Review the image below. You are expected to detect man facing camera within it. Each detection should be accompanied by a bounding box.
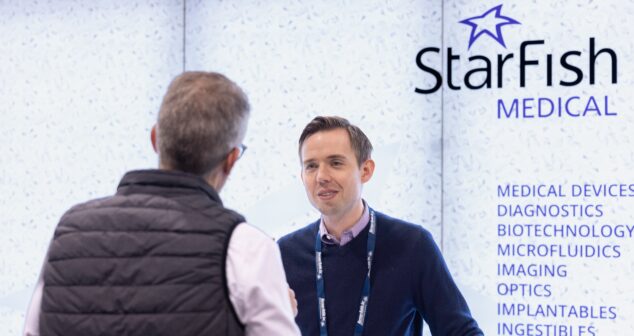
[24,72,300,336]
[278,116,482,336]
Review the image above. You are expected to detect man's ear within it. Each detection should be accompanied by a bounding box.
[360,159,375,183]
[150,125,158,153]
[222,147,240,175]
[299,156,306,184]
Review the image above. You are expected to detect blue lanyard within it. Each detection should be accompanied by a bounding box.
[315,210,376,336]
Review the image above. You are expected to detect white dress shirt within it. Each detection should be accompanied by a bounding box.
[23,223,300,336]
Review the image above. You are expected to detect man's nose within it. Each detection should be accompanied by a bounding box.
[316,165,331,183]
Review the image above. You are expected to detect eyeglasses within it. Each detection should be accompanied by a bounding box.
[236,144,247,159]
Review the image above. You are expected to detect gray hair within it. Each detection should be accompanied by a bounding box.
[157,71,250,176]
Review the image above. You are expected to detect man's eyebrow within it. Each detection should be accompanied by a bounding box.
[302,155,346,165]
[302,158,316,165]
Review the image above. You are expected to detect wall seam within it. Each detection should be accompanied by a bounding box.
[182,0,187,72]
[440,0,445,252]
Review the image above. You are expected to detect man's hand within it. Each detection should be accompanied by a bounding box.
[288,287,298,317]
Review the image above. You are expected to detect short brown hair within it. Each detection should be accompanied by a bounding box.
[298,116,373,166]
[157,71,250,176]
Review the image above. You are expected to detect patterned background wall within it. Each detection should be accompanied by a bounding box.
[1,0,632,335]
[0,1,183,334]
[185,0,443,246]
[1,1,442,334]
[442,1,634,334]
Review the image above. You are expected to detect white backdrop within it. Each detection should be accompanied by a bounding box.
[442,1,634,335]
[0,1,183,334]
[185,0,443,247]
[1,0,632,335]
[1,0,442,334]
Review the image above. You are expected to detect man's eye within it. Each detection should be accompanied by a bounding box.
[332,161,343,166]
[305,164,317,170]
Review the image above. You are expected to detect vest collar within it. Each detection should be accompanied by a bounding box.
[117,169,223,204]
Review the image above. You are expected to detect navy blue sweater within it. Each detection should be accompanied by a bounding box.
[278,211,483,336]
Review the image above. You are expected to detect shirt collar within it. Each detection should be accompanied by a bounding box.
[320,200,370,246]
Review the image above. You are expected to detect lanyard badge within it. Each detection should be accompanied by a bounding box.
[315,210,376,336]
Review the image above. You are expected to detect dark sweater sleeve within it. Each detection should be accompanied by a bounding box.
[414,229,484,336]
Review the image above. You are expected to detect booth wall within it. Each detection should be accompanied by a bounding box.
[0,1,183,334]
[2,1,633,335]
[442,1,634,334]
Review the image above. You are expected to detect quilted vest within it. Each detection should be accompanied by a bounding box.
[40,170,245,336]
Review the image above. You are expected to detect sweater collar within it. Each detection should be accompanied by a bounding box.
[319,200,370,246]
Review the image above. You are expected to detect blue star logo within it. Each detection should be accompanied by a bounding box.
[459,4,520,49]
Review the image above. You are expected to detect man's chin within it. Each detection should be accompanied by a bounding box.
[312,202,337,216]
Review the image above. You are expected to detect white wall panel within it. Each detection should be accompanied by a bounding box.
[186,0,443,245]
[442,1,634,334]
[0,1,183,334]
[6,1,632,335]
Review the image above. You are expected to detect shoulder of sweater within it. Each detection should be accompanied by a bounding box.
[374,210,436,243]
[277,220,318,249]
[374,211,429,233]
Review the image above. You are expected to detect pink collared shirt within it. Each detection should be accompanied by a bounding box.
[320,202,370,246]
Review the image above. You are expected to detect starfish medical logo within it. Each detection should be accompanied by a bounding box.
[414,3,619,119]
[459,4,520,49]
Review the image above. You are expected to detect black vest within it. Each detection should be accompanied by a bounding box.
[40,170,245,336]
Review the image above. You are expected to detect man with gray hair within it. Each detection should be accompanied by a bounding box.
[24,71,300,336]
